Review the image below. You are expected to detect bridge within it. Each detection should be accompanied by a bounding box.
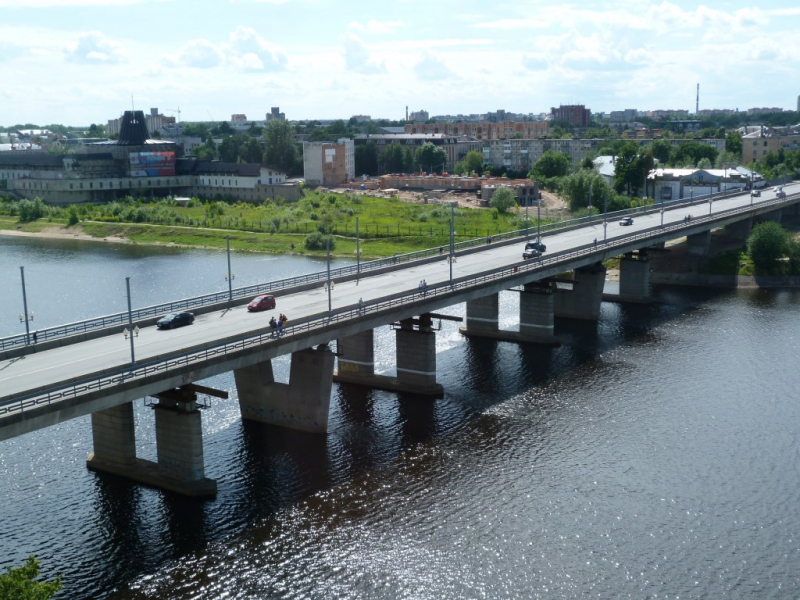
[2,184,798,496]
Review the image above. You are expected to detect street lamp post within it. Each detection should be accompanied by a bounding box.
[525,198,529,239]
[356,217,361,275]
[125,276,135,366]
[661,207,664,227]
[449,202,455,284]
[225,236,234,302]
[537,194,541,247]
[19,266,32,345]
[326,236,332,314]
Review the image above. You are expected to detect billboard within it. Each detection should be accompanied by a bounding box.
[129,151,175,177]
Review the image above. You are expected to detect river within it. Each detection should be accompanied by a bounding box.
[1,235,799,599]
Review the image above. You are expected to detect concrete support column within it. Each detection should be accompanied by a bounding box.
[519,282,556,343]
[334,329,375,384]
[554,263,607,321]
[87,392,217,497]
[154,398,207,485]
[725,219,752,243]
[88,402,137,470]
[395,316,443,396]
[687,231,711,257]
[619,254,651,301]
[235,345,335,433]
[464,293,499,334]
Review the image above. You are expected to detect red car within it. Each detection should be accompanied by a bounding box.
[247,295,276,312]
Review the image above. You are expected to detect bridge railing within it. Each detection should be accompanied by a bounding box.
[1,186,795,354]
[6,189,799,416]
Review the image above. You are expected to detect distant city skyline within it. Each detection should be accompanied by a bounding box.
[1,0,799,126]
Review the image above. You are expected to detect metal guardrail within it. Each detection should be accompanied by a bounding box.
[0,187,795,354]
[3,189,798,416]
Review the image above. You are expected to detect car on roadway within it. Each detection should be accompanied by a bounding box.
[751,190,761,197]
[156,312,195,329]
[524,240,547,253]
[619,216,634,226]
[247,294,277,312]
[523,246,542,260]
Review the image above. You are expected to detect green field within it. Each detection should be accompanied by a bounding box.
[0,191,544,258]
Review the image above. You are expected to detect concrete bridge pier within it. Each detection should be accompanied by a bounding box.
[395,315,444,397]
[618,252,652,302]
[518,281,557,343]
[554,263,606,320]
[334,329,376,385]
[463,293,499,335]
[235,344,335,433]
[687,231,711,257]
[725,219,752,243]
[87,390,217,498]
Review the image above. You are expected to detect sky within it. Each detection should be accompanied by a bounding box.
[1,0,799,127]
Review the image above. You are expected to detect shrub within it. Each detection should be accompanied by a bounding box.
[747,221,789,273]
[18,198,46,222]
[304,231,335,250]
[489,187,517,214]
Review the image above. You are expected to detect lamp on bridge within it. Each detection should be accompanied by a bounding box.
[18,266,34,346]
[225,236,235,303]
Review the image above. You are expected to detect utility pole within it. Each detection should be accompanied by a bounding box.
[356,217,360,275]
[449,202,455,284]
[226,236,233,302]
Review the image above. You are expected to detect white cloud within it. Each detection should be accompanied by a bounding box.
[342,34,384,74]
[0,0,141,5]
[166,39,226,69]
[228,26,287,71]
[348,19,405,34]
[65,31,127,64]
[414,52,452,81]
[473,18,550,30]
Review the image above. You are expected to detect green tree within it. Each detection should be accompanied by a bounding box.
[218,135,241,163]
[650,139,672,165]
[530,150,570,181]
[614,143,653,197]
[402,147,415,173]
[191,138,217,161]
[355,142,379,176]
[672,141,718,167]
[379,143,405,174]
[0,556,62,600]
[263,119,298,175]
[242,137,264,164]
[560,169,611,212]
[415,142,447,174]
[489,187,517,214]
[461,150,484,175]
[18,198,46,222]
[747,221,789,273]
[725,131,743,156]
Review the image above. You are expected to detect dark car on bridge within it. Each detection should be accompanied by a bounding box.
[619,217,634,226]
[523,246,542,260]
[751,190,761,197]
[156,312,195,329]
[247,295,277,312]
[524,240,547,253]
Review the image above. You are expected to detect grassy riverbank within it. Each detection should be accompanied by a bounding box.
[0,191,549,258]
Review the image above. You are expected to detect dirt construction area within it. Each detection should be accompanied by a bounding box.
[329,186,570,220]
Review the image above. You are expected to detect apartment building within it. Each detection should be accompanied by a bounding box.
[481,138,726,173]
[404,120,550,141]
[741,126,800,162]
[551,105,592,127]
